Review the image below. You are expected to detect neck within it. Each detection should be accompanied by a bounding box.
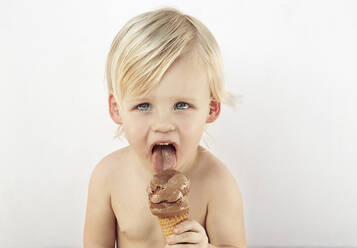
[179,145,202,175]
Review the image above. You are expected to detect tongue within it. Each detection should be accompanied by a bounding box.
[151,145,177,174]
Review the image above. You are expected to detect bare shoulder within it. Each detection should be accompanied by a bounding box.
[92,146,130,179]
[197,147,246,247]
[97,146,130,169]
[199,147,243,205]
[87,146,131,203]
[86,146,131,209]
[84,147,130,247]
[197,147,240,191]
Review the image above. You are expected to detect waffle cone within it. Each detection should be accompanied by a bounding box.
[157,212,190,238]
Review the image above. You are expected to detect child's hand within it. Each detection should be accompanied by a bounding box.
[165,219,208,247]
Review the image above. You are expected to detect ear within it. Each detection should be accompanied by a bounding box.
[108,93,123,125]
[206,98,221,123]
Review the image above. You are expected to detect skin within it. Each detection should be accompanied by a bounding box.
[83,55,246,248]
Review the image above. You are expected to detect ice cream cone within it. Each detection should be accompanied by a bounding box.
[147,169,191,240]
[157,212,190,238]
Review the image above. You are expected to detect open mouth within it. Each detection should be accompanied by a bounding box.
[151,143,176,153]
[151,143,177,173]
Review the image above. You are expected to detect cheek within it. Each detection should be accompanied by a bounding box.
[178,111,207,141]
[122,116,148,145]
[180,119,205,134]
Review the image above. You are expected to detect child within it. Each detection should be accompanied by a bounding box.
[84,7,246,248]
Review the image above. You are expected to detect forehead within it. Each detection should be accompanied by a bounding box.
[149,55,210,99]
[123,55,210,103]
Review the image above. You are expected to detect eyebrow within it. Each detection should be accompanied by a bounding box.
[171,96,197,102]
[127,96,198,103]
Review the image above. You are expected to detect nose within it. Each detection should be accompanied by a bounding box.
[151,110,176,133]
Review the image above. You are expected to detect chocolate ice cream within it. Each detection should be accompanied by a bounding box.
[147,169,190,218]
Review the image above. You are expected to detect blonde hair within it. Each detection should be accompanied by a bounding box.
[105,7,235,139]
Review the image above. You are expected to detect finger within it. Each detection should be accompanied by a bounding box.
[173,220,204,234]
[166,231,201,245]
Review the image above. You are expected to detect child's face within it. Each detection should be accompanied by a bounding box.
[110,55,220,173]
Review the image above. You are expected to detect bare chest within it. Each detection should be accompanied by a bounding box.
[111,176,208,247]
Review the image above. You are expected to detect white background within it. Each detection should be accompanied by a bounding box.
[1,0,356,247]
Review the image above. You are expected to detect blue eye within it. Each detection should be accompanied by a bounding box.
[136,103,151,111]
[175,102,190,110]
